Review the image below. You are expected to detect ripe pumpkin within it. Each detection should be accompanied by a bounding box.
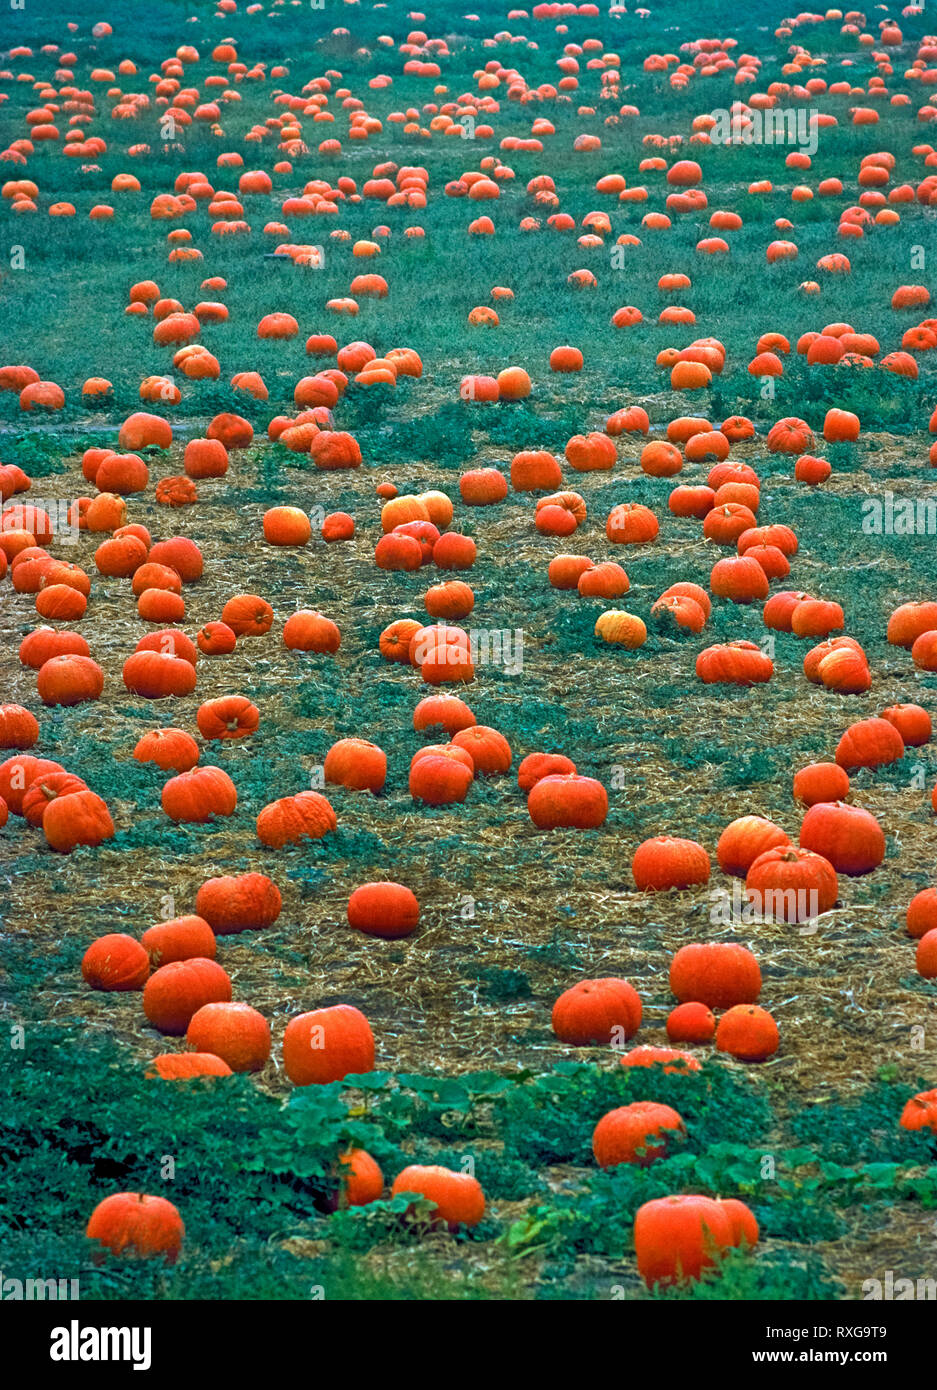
[634,1194,733,1287]
[907,889,937,940]
[900,1089,937,1133]
[592,1102,685,1168]
[633,836,710,891]
[15,633,88,683]
[186,1002,271,1072]
[82,933,150,991]
[696,641,773,685]
[666,1002,715,1044]
[195,873,282,934]
[256,790,337,847]
[594,610,647,648]
[746,846,838,922]
[799,801,885,875]
[221,594,273,636]
[86,1193,184,1264]
[324,738,386,793]
[835,717,904,770]
[517,752,577,792]
[123,651,197,700]
[390,1165,485,1229]
[282,1003,374,1086]
[915,930,937,979]
[528,773,608,829]
[620,1046,701,1074]
[669,942,761,1008]
[134,728,200,773]
[716,1005,779,1062]
[146,1053,232,1080]
[331,1149,384,1210]
[22,771,88,827]
[347,882,420,939]
[37,654,105,706]
[283,610,341,653]
[196,695,260,741]
[44,789,114,853]
[451,725,511,776]
[409,747,474,804]
[162,766,237,823]
[0,706,37,750]
[551,977,642,1045]
[880,704,931,747]
[142,957,233,1035]
[142,915,217,965]
[0,755,65,814]
[716,815,790,877]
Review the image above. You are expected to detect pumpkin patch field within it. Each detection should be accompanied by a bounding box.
[5,0,937,1313]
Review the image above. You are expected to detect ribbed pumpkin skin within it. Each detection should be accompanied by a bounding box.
[716,815,790,877]
[256,791,337,847]
[347,882,420,939]
[517,752,577,792]
[745,846,838,922]
[122,650,197,699]
[86,1193,185,1263]
[799,801,885,875]
[331,1149,384,1210]
[527,773,608,829]
[390,1165,486,1228]
[142,916,217,965]
[133,728,200,772]
[632,836,711,891]
[36,654,105,706]
[592,1102,685,1168]
[634,1194,734,1287]
[142,958,233,1035]
[186,1002,271,1072]
[834,717,904,771]
[195,873,282,934]
[324,738,387,793]
[82,934,150,991]
[552,978,642,1045]
[669,942,762,1009]
[44,789,115,853]
[22,771,88,827]
[161,766,237,823]
[196,696,259,741]
[282,1004,374,1085]
[146,1053,233,1080]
